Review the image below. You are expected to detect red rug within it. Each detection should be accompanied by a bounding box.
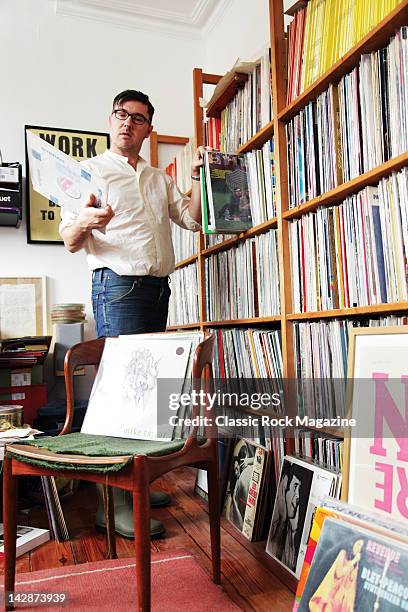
[3,551,241,610]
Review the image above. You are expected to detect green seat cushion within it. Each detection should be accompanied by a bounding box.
[6,432,192,473]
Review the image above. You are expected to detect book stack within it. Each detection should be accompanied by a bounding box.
[51,304,85,325]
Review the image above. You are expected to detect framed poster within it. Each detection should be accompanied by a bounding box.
[0,276,47,338]
[343,326,408,524]
[24,125,109,244]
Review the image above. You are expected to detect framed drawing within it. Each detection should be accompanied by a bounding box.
[24,125,109,244]
[343,326,408,524]
[0,276,47,339]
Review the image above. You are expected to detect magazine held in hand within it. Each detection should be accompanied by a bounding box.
[81,332,203,441]
[201,150,253,234]
[26,130,108,214]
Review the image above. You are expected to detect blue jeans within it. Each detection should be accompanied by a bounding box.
[91,268,171,338]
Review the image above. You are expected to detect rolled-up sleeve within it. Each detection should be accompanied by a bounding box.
[166,175,201,231]
[59,207,78,235]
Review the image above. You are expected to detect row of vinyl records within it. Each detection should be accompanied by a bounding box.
[203,321,407,423]
[287,25,408,207]
[290,168,408,312]
[171,221,197,263]
[205,229,280,321]
[201,146,276,235]
[295,315,408,419]
[168,262,199,326]
[205,49,272,152]
[198,438,343,578]
[164,138,194,195]
[172,168,408,323]
[286,0,402,102]
[294,497,408,610]
[198,439,408,600]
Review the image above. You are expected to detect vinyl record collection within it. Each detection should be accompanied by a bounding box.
[205,229,280,322]
[289,170,408,313]
[287,26,408,207]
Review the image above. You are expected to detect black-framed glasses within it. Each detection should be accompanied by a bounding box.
[112,109,150,126]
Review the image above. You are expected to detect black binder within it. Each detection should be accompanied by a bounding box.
[0,162,22,227]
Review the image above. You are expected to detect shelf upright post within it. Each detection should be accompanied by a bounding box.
[269,0,298,451]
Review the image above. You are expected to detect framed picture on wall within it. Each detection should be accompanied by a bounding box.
[24,125,109,244]
[0,276,47,338]
[343,326,408,525]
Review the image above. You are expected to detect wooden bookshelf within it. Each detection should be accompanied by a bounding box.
[206,73,248,118]
[286,302,408,321]
[202,218,278,257]
[237,121,274,154]
[174,254,198,270]
[203,316,281,328]
[285,0,308,16]
[166,323,201,331]
[296,425,345,438]
[221,519,298,592]
[185,2,408,593]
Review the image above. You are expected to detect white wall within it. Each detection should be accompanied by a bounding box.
[0,0,271,399]
[204,0,270,76]
[0,0,204,343]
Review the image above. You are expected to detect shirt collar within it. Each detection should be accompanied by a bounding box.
[104,149,148,175]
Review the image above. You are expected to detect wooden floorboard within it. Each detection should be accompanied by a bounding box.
[0,468,294,611]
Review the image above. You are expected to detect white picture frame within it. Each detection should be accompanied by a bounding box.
[343,326,408,525]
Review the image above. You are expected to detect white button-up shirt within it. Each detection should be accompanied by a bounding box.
[59,150,200,276]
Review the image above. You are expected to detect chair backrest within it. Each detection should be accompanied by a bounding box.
[61,332,215,437]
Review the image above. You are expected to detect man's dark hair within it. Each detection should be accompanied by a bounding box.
[112,89,155,122]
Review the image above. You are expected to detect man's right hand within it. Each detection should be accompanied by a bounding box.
[77,193,115,231]
[60,193,114,253]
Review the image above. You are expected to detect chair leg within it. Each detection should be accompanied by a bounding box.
[3,457,18,611]
[132,457,151,612]
[103,485,117,559]
[207,461,221,585]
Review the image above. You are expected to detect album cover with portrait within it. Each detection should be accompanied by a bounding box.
[266,456,340,578]
[298,517,408,611]
[223,438,268,541]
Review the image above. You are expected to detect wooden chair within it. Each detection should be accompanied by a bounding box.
[3,332,220,611]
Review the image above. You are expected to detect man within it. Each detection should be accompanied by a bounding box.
[59,89,204,539]
[60,89,203,337]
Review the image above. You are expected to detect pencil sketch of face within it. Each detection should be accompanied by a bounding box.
[122,347,159,409]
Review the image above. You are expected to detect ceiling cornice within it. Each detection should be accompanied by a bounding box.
[201,0,234,37]
[55,0,233,38]
[55,0,205,39]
